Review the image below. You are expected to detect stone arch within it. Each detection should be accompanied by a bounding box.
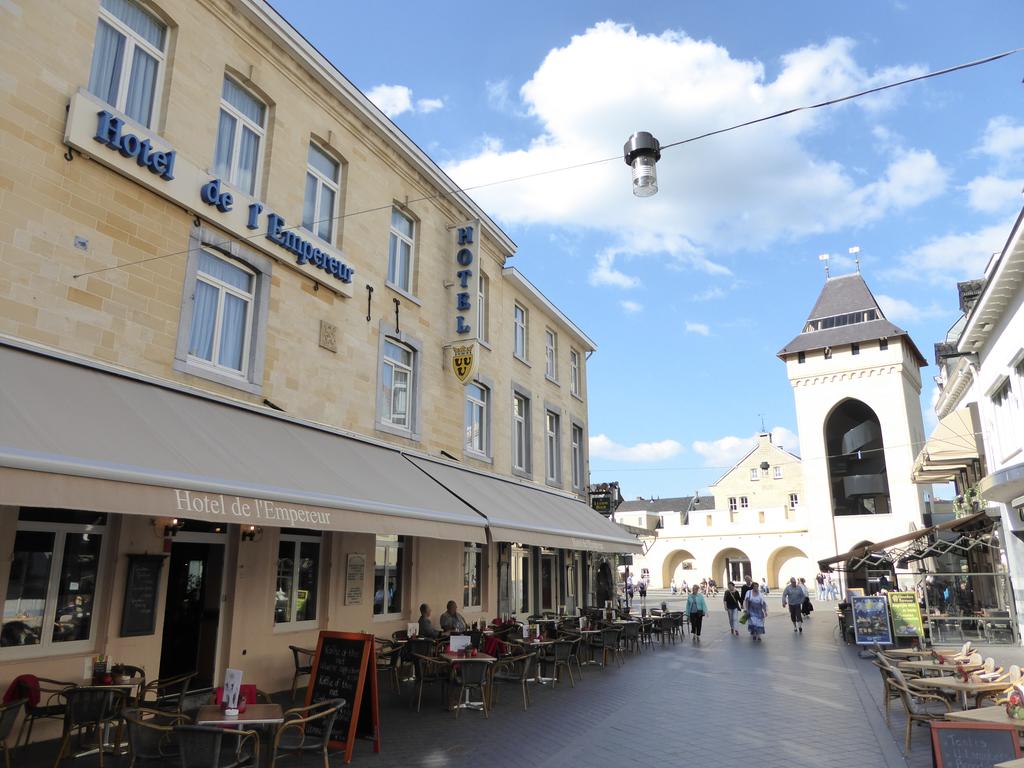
[661,549,697,588]
[711,547,752,587]
[767,545,814,590]
[823,398,891,517]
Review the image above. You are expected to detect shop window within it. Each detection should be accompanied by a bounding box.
[545,410,561,485]
[88,0,166,128]
[463,543,482,610]
[303,143,341,244]
[465,382,490,458]
[512,390,531,476]
[545,329,558,381]
[570,349,581,397]
[2,515,106,654]
[213,77,266,196]
[513,303,528,361]
[387,208,415,294]
[274,532,321,628]
[373,535,404,617]
[571,423,584,491]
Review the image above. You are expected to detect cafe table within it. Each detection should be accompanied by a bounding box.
[577,629,603,666]
[898,659,984,677]
[882,647,959,660]
[913,676,1011,710]
[509,638,559,684]
[946,706,1024,730]
[196,703,285,767]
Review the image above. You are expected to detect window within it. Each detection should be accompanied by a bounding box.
[465,382,489,456]
[381,339,414,430]
[513,393,531,474]
[88,0,166,128]
[386,208,414,293]
[540,552,557,611]
[373,535,404,616]
[213,78,266,196]
[773,466,783,479]
[758,511,766,524]
[851,343,860,356]
[187,250,255,376]
[797,351,806,364]
[824,346,833,360]
[749,468,759,481]
[789,493,799,509]
[463,543,482,609]
[571,423,584,490]
[705,514,713,527]
[303,144,341,243]
[275,533,320,627]
[728,497,737,512]
[992,379,1013,459]
[879,338,889,351]
[545,410,561,484]
[510,546,530,616]
[2,512,106,653]
[740,496,749,509]
[477,273,489,343]
[513,304,527,360]
[570,349,581,397]
[545,329,558,381]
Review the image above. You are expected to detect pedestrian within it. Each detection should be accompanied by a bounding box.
[638,578,648,606]
[761,577,770,596]
[743,582,767,642]
[686,584,708,642]
[670,577,677,595]
[739,574,755,604]
[723,581,742,636]
[826,575,837,601]
[799,577,814,618]
[815,572,825,600]
[782,577,807,633]
[626,573,634,608]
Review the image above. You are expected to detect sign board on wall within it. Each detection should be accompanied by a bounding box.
[889,591,925,638]
[446,220,481,382]
[345,553,366,606]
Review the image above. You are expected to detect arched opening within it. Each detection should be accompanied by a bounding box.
[825,399,891,516]
[661,549,697,589]
[767,546,813,590]
[711,547,752,588]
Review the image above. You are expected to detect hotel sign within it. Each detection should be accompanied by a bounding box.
[174,489,334,529]
[447,220,481,381]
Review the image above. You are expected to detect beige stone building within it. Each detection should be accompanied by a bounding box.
[0,0,636,732]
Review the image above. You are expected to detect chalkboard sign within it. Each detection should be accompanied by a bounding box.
[305,631,380,764]
[931,722,1021,768]
[120,555,165,637]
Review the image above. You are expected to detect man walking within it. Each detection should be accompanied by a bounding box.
[782,577,807,633]
[740,574,755,604]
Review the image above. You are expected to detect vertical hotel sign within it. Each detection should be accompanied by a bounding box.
[450,220,481,383]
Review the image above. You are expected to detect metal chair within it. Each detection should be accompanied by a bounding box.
[450,658,492,718]
[13,675,75,747]
[0,699,24,768]
[287,646,315,702]
[174,724,258,768]
[52,686,128,768]
[376,642,404,694]
[270,698,344,768]
[122,706,188,768]
[489,652,536,711]
[598,627,623,667]
[410,654,450,712]
[619,622,641,654]
[540,640,576,688]
[141,672,196,713]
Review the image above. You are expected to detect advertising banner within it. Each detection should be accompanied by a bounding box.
[888,591,925,638]
[851,595,893,646]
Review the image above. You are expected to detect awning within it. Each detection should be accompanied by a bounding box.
[0,341,486,542]
[911,407,980,484]
[406,456,642,553]
[818,511,990,570]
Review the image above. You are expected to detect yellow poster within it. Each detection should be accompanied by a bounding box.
[888,591,925,637]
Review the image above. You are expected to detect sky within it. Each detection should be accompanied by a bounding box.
[274,1,1024,500]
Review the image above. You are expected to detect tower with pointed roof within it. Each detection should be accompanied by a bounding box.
[779,272,928,588]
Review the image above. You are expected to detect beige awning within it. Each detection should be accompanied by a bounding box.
[406,456,642,553]
[0,341,486,542]
[911,407,980,484]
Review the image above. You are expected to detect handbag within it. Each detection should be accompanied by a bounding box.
[739,610,749,625]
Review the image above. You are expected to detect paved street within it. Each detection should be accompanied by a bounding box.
[23,590,1001,768]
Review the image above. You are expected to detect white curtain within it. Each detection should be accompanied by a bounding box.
[237,127,259,194]
[87,20,124,105]
[124,46,158,126]
[217,293,247,371]
[302,173,317,231]
[101,0,164,48]
[188,280,218,362]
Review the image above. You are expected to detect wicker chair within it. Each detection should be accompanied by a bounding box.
[12,675,75,748]
[410,653,450,712]
[489,652,536,711]
[287,646,315,702]
[122,706,188,768]
[871,658,904,726]
[53,686,128,768]
[0,699,24,768]
[599,627,624,667]
[270,698,344,768]
[889,668,952,753]
[140,671,196,713]
[619,622,641,654]
[174,724,258,768]
[376,643,404,694]
[450,658,492,719]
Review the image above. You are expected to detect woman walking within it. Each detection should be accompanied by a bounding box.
[782,576,807,633]
[723,581,742,636]
[686,584,708,642]
[744,582,768,642]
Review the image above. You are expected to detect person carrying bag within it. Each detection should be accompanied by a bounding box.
[686,584,708,642]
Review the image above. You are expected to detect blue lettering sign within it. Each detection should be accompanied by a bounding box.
[246,203,264,230]
[266,213,353,284]
[458,226,474,245]
[94,111,176,181]
[200,179,233,213]
[456,316,472,334]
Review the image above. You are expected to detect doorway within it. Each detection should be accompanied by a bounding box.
[727,558,751,584]
[159,540,225,687]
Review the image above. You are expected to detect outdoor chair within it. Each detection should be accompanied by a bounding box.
[977,664,1021,707]
[288,646,315,702]
[122,706,188,768]
[871,658,904,726]
[565,635,585,679]
[450,658,492,718]
[889,668,951,753]
[619,622,641,654]
[658,616,676,645]
[598,627,624,667]
[270,698,344,768]
[53,686,128,768]
[538,640,575,688]
[0,699,24,768]
[669,612,686,641]
[489,652,536,712]
[179,688,216,723]
[391,630,409,643]
[141,671,196,714]
[174,724,258,768]
[376,643,404,693]
[12,675,75,747]
[411,653,450,712]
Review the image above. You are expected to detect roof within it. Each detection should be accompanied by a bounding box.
[616,495,715,514]
[777,272,926,364]
[708,435,801,488]
[502,267,597,351]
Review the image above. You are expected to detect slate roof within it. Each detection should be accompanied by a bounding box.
[616,495,716,513]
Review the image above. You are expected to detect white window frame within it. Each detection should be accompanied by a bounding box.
[373,535,405,619]
[728,497,736,512]
[273,532,322,632]
[773,465,783,479]
[789,493,799,509]
[303,143,341,244]
[545,410,561,485]
[513,303,528,361]
[380,339,415,432]
[545,329,558,381]
[571,423,584,490]
[91,0,166,128]
[463,542,483,610]
[740,496,749,509]
[187,250,256,379]
[749,468,759,481]
[2,518,108,660]
[512,391,531,476]
[477,272,489,343]
[386,207,415,292]
[569,349,581,397]
[465,381,490,458]
[215,77,266,195]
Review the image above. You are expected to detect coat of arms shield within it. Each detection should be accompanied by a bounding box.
[451,343,477,383]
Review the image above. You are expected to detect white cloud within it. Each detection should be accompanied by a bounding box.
[692,286,726,301]
[620,300,643,313]
[875,293,946,324]
[684,321,710,336]
[978,116,1024,161]
[886,222,1010,285]
[590,433,683,463]
[588,249,640,288]
[445,25,941,281]
[485,79,512,112]
[692,427,800,468]
[366,84,444,118]
[966,175,1023,213]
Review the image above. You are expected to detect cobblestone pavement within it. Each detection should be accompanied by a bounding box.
[19,592,1024,767]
